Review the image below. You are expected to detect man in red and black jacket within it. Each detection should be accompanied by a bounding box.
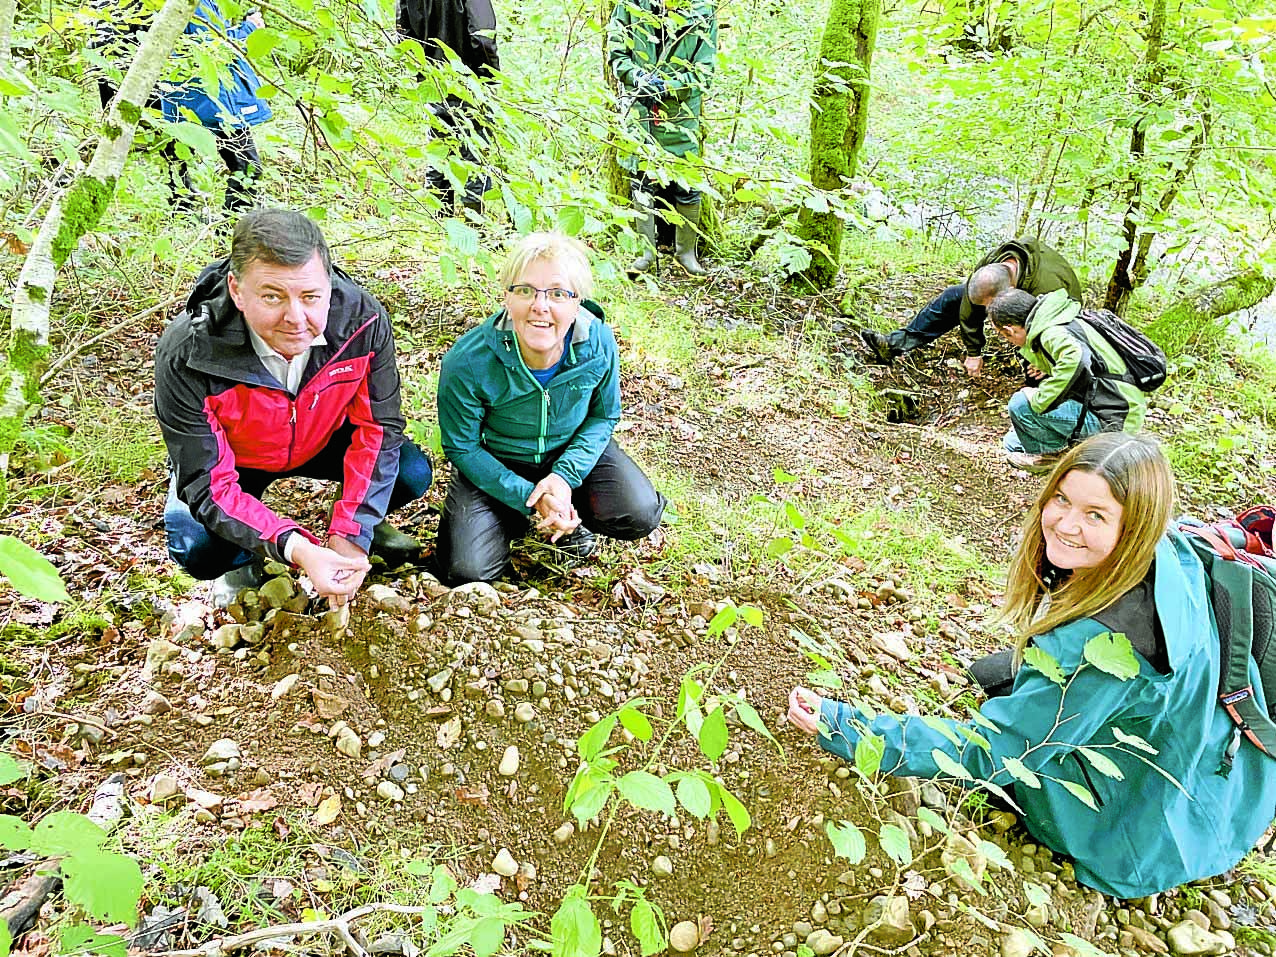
[155,208,431,607]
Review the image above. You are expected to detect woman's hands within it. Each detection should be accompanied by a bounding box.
[292,536,371,609]
[787,686,824,736]
[527,473,581,543]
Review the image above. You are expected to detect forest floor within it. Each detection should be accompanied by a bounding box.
[4,251,1276,957]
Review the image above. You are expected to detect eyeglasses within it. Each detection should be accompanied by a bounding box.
[507,284,578,304]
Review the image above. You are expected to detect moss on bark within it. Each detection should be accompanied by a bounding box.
[1145,269,1275,361]
[797,0,879,288]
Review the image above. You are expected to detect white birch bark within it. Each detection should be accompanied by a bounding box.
[1,0,198,468]
[0,0,16,64]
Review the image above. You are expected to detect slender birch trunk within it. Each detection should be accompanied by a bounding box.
[0,0,16,64]
[0,0,198,489]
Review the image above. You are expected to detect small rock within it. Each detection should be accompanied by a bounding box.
[335,727,362,759]
[1126,926,1168,954]
[150,774,181,804]
[449,581,502,612]
[552,821,575,844]
[427,669,454,694]
[668,921,699,953]
[144,639,182,675]
[806,928,844,956]
[365,584,411,614]
[1000,928,1037,957]
[514,703,536,723]
[862,896,915,947]
[941,832,987,888]
[498,746,521,777]
[324,603,351,636]
[142,691,173,715]
[870,632,912,662]
[271,674,300,700]
[210,624,242,651]
[257,577,296,609]
[201,739,241,766]
[376,781,405,802]
[492,848,518,877]
[485,700,506,719]
[1167,921,1228,956]
[652,855,674,878]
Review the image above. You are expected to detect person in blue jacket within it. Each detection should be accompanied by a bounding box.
[435,232,666,585]
[92,0,271,214]
[789,432,1276,899]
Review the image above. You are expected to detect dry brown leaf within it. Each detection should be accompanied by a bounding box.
[236,788,279,813]
[314,794,342,825]
[455,783,490,806]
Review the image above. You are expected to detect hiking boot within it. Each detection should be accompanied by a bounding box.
[370,521,422,562]
[1005,450,1061,474]
[556,526,599,562]
[211,559,267,609]
[860,328,897,365]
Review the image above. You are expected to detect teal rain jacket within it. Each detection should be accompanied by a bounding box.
[817,531,1276,899]
[436,302,620,515]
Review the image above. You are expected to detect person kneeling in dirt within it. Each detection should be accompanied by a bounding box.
[988,287,1147,472]
[860,237,1081,377]
[435,231,667,585]
[789,433,1276,900]
[155,208,432,608]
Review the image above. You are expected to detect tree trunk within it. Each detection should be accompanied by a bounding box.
[797,0,880,288]
[1145,269,1275,360]
[0,0,16,63]
[0,0,197,492]
[1103,0,1166,315]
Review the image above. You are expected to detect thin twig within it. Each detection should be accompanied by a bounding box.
[40,294,184,386]
[154,903,435,957]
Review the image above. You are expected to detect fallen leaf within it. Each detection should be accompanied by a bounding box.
[361,748,406,781]
[297,782,324,806]
[1,232,30,255]
[437,716,462,749]
[455,784,490,806]
[468,873,501,895]
[314,794,341,825]
[311,689,349,720]
[236,788,279,813]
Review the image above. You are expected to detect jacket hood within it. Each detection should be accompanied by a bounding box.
[1024,288,1081,346]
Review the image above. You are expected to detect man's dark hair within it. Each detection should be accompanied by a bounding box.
[229,208,332,278]
[988,288,1037,328]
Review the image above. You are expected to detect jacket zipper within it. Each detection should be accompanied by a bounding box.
[287,400,297,469]
[505,336,553,465]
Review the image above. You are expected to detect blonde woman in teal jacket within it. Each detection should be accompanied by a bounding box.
[789,433,1276,899]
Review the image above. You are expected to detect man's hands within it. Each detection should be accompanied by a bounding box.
[526,473,580,543]
[963,355,984,377]
[1025,364,1046,381]
[292,536,371,608]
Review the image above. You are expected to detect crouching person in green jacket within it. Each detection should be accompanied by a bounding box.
[435,232,667,585]
[789,433,1276,900]
[989,288,1147,473]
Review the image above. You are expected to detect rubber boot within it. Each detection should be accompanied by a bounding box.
[672,199,707,277]
[627,192,658,277]
[370,521,423,563]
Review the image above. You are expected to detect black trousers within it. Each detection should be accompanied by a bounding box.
[435,440,666,585]
[968,649,1017,699]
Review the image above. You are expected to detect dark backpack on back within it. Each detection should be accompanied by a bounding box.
[1177,505,1276,774]
[1078,308,1168,392]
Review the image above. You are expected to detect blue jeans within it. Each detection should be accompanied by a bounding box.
[1004,390,1100,455]
[165,430,433,580]
[886,283,966,354]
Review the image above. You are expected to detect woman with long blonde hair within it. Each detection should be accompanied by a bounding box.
[789,432,1276,898]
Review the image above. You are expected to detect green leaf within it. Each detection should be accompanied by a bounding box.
[977,840,1013,871]
[1083,632,1139,680]
[765,537,794,558]
[556,206,586,235]
[675,775,712,819]
[920,716,963,748]
[404,859,432,876]
[1060,780,1098,810]
[61,849,143,923]
[1078,747,1124,780]
[29,812,106,856]
[570,776,614,823]
[929,749,972,781]
[739,605,764,628]
[854,733,885,777]
[734,701,782,756]
[1022,647,1065,685]
[1001,756,1042,789]
[551,886,601,957]
[617,771,676,816]
[1,916,10,957]
[577,715,618,761]
[916,806,949,834]
[0,537,70,603]
[0,816,31,851]
[698,707,728,762]
[1023,880,1051,909]
[469,917,505,957]
[1110,726,1158,754]
[784,501,807,530]
[618,707,653,742]
[955,726,991,751]
[981,779,1024,814]
[719,787,751,835]
[878,823,913,867]
[825,821,866,863]
[706,605,737,637]
[59,927,126,957]
[948,857,985,893]
[968,708,1002,733]
[443,218,480,258]
[245,27,282,59]
[630,899,664,957]
[428,864,456,903]
[773,468,798,483]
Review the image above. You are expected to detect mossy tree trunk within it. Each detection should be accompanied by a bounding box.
[1144,269,1275,359]
[0,0,197,492]
[797,0,879,288]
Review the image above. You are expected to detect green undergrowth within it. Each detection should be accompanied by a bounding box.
[130,813,460,933]
[59,401,164,485]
